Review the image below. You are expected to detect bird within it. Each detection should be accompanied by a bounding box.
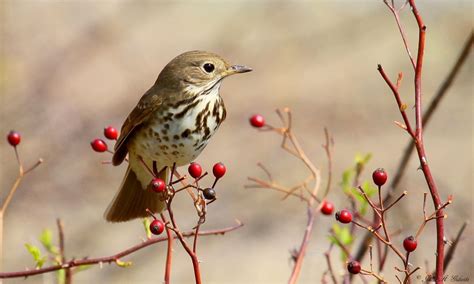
[105,50,252,222]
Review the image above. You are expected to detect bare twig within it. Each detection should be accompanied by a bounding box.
[383,0,416,69]
[247,109,326,284]
[0,146,43,280]
[0,222,243,279]
[324,250,338,284]
[56,219,72,284]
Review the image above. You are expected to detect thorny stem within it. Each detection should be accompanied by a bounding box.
[375,1,449,280]
[354,31,472,264]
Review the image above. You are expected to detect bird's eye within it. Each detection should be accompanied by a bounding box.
[203,63,215,73]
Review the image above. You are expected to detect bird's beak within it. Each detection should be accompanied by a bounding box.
[225,65,253,76]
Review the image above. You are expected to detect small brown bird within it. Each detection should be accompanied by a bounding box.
[105,51,251,222]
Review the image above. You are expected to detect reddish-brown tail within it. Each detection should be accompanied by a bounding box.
[105,166,166,222]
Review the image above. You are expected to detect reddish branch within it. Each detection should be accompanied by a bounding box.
[0,222,243,279]
[404,2,448,278]
[378,1,447,280]
[160,213,173,284]
[165,195,202,284]
[354,183,452,282]
[353,30,473,265]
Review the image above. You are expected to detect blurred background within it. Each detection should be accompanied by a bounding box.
[1,1,472,283]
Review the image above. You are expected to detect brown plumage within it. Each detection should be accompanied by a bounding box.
[105,51,251,222]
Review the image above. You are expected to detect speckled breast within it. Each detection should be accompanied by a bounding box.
[129,89,226,167]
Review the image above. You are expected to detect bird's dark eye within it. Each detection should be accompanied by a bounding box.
[203,63,215,73]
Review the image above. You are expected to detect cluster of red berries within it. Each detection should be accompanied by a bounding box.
[90,126,119,153]
[188,162,227,180]
[7,130,21,147]
[147,161,227,236]
[188,162,226,200]
[345,237,417,275]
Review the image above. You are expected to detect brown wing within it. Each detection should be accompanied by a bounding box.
[112,86,162,166]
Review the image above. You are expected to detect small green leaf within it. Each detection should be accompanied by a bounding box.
[331,224,353,246]
[25,244,46,268]
[39,229,52,248]
[355,153,372,166]
[361,181,377,197]
[39,229,59,254]
[339,228,354,246]
[143,218,151,239]
[330,224,354,262]
[341,168,354,195]
[115,259,133,267]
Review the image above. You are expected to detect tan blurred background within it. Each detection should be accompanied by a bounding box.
[1,1,472,283]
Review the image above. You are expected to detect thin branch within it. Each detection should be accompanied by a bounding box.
[288,207,320,284]
[0,222,243,279]
[377,65,415,139]
[56,219,71,284]
[1,158,44,213]
[161,213,173,284]
[165,196,202,284]
[322,128,334,198]
[383,0,416,69]
[324,251,338,284]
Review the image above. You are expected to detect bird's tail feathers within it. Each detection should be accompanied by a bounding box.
[104,166,166,222]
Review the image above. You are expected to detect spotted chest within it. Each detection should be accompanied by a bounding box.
[129,86,226,167]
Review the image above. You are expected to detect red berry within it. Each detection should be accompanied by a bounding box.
[320,201,335,215]
[150,178,166,193]
[212,162,226,179]
[188,162,202,179]
[372,168,388,186]
[335,209,352,224]
[403,236,417,252]
[347,261,361,274]
[104,126,118,140]
[90,138,108,152]
[249,114,265,128]
[7,131,21,147]
[149,219,165,235]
